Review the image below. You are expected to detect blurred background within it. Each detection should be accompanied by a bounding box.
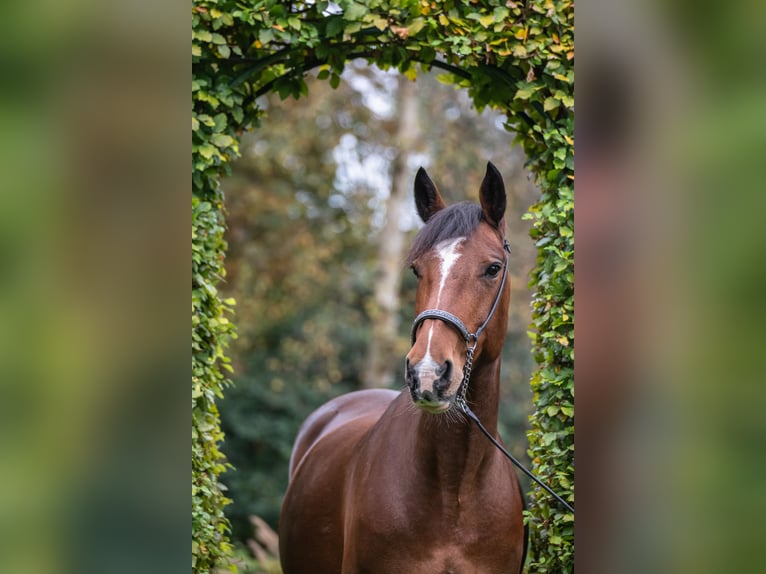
[577,0,766,572]
[217,63,540,557]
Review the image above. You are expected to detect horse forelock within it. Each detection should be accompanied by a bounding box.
[406,202,483,265]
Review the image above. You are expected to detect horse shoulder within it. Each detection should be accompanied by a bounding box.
[288,388,399,477]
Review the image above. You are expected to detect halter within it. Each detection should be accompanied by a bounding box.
[408,236,575,514]
[410,238,511,406]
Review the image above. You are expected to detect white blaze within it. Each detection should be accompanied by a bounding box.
[435,237,465,307]
[419,237,464,379]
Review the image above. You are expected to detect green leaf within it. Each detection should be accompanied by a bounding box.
[419,45,436,63]
[213,113,227,132]
[345,2,367,20]
[326,16,343,37]
[479,14,494,28]
[514,86,536,100]
[407,17,425,36]
[212,134,235,148]
[198,144,217,160]
[494,6,510,22]
[543,97,559,112]
[369,15,388,30]
[259,29,274,44]
[195,29,212,42]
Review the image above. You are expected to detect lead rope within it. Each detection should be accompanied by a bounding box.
[456,395,575,514]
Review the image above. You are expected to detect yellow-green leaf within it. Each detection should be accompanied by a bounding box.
[512,45,527,58]
[479,14,494,27]
[212,134,235,148]
[407,17,425,36]
[514,86,536,100]
[369,15,388,30]
[544,97,559,111]
[195,29,212,42]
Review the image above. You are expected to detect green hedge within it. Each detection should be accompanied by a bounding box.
[192,1,573,572]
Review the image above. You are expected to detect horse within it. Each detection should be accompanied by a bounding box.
[279,162,527,574]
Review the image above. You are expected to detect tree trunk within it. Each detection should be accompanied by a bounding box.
[362,76,420,389]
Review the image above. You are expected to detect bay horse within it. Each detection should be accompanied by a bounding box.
[279,162,527,573]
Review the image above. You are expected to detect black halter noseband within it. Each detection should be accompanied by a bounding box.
[408,236,575,514]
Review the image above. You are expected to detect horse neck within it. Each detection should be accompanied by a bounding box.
[412,356,502,490]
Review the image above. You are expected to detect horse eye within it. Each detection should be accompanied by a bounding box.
[485,263,502,277]
[410,265,420,279]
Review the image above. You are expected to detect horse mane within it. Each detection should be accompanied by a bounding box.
[406,202,483,265]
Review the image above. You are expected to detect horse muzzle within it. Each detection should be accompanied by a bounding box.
[405,357,455,413]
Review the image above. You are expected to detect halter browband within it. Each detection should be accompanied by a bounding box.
[410,238,511,402]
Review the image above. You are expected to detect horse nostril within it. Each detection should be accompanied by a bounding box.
[434,361,452,392]
[405,358,417,388]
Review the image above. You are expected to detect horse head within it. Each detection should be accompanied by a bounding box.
[405,162,511,413]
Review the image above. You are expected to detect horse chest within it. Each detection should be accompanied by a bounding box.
[350,535,515,574]
[349,486,517,573]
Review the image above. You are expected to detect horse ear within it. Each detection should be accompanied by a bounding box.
[414,167,446,223]
[479,162,506,228]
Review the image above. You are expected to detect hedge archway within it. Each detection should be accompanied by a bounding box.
[192,2,573,572]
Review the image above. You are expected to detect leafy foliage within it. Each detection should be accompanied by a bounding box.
[192,1,573,572]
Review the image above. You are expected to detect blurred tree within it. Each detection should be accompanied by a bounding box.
[219,78,379,537]
[219,66,538,542]
[362,74,421,389]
